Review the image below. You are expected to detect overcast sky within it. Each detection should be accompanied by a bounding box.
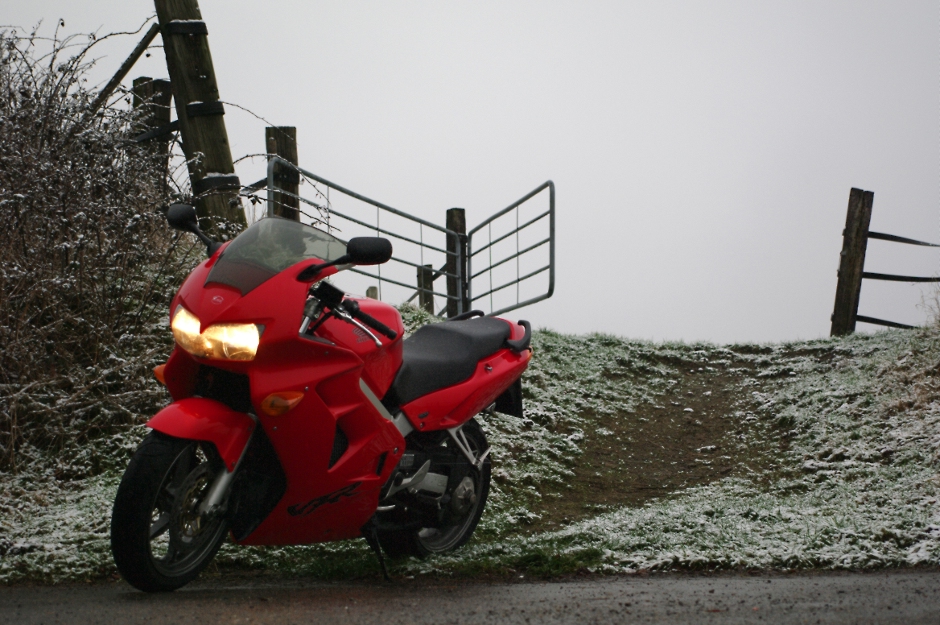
[6,1,939,344]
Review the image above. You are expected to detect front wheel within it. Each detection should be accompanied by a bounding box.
[110,431,230,592]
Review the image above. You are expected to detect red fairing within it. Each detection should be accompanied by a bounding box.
[400,320,532,432]
[146,397,255,471]
[161,258,407,545]
[162,346,199,401]
[238,328,405,545]
[314,296,404,398]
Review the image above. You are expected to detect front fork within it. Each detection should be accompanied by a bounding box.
[198,426,254,517]
[147,397,258,518]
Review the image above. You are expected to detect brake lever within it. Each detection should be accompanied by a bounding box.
[333,306,383,347]
[299,289,385,348]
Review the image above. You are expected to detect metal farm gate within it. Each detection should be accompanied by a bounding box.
[254,157,554,318]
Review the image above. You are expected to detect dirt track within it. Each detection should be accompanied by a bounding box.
[2,569,938,624]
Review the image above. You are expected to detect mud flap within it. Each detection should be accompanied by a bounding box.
[494,377,523,419]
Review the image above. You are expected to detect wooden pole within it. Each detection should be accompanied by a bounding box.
[445,208,469,317]
[132,77,173,204]
[266,126,300,221]
[366,286,379,300]
[830,188,874,336]
[131,77,172,157]
[67,23,160,145]
[154,0,246,234]
[417,264,434,314]
[87,23,161,118]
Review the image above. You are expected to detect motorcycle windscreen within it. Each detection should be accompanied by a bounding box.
[205,217,347,295]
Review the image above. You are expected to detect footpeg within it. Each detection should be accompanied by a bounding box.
[384,459,430,498]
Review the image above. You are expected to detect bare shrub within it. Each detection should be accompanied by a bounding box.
[0,26,198,475]
[918,283,940,329]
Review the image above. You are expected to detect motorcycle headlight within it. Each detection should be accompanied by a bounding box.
[171,305,260,361]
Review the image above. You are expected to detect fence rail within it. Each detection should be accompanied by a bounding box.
[867,231,940,248]
[258,157,555,318]
[855,315,916,330]
[468,181,555,317]
[265,156,463,308]
[831,188,939,335]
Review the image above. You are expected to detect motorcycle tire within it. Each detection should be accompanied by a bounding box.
[378,418,491,559]
[110,431,230,592]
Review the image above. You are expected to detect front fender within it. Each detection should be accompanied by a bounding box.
[146,398,255,471]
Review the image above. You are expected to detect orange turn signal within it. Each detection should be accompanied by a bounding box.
[153,364,167,386]
[260,391,305,417]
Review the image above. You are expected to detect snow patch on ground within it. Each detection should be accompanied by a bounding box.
[2,323,939,581]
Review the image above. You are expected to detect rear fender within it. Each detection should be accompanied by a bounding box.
[494,376,523,419]
[400,348,531,431]
[146,398,256,471]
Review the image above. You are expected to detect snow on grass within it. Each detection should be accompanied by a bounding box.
[0,471,120,582]
[2,322,939,582]
[402,328,940,575]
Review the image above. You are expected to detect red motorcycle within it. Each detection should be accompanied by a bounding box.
[110,204,531,592]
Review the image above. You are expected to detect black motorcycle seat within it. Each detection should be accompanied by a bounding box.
[387,317,511,407]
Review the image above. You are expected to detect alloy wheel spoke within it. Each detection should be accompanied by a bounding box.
[150,512,170,539]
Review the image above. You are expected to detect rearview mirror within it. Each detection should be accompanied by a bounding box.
[165,203,199,233]
[165,203,221,257]
[346,237,392,265]
[296,236,393,281]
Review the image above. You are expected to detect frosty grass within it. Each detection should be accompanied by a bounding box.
[2,318,939,582]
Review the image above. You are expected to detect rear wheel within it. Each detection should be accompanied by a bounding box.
[110,431,230,592]
[378,419,491,558]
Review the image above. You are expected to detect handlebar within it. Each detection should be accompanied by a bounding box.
[340,299,398,340]
[306,282,399,342]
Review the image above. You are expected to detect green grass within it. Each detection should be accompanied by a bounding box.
[2,318,939,583]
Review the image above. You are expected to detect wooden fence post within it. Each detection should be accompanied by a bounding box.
[154,0,246,234]
[266,126,300,220]
[831,188,874,336]
[445,208,469,317]
[132,77,173,202]
[131,77,172,157]
[417,264,434,314]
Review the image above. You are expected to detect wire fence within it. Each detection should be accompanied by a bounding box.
[856,231,940,330]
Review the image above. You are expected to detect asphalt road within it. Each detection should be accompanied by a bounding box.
[1,570,938,624]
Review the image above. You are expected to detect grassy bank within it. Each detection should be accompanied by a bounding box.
[2,318,939,582]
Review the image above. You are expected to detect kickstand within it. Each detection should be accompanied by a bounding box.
[361,523,391,582]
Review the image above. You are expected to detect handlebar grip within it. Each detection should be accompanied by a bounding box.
[341,299,398,340]
[355,309,398,340]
